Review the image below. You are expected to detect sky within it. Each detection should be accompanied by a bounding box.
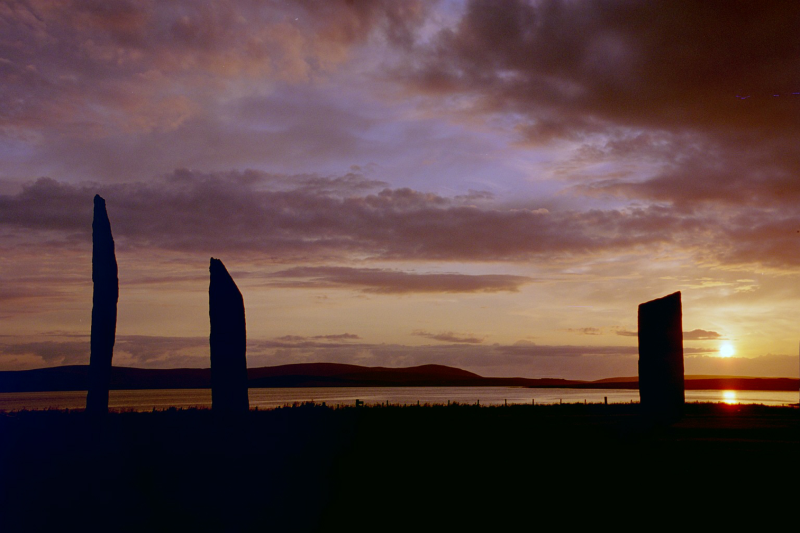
[2,0,800,379]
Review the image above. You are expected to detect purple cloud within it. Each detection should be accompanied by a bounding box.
[412,330,485,344]
[268,266,532,294]
[567,327,603,336]
[683,329,724,341]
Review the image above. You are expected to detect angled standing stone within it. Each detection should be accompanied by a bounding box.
[638,291,684,419]
[209,258,249,413]
[86,195,118,414]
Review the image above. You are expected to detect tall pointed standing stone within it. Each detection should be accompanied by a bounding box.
[86,195,118,414]
[209,258,249,413]
[638,291,684,419]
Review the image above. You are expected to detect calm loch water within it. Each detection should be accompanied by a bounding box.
[0,387,797,412]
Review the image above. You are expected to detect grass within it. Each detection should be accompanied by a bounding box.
[1,403,798,531]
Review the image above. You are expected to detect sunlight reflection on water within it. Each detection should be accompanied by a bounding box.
[0,387,797,411]
[722,390,737,404]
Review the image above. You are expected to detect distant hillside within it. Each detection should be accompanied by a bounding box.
[0,363,580,392]
[574,376,800,391]
[0,364,797,392]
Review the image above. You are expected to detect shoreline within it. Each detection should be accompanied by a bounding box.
[2,387,799,413]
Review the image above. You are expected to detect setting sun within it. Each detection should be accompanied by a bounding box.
[719,343,735,358]
[722,390,737,404]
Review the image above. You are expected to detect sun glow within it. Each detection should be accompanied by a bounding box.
[722,390,737,404]
[719,342,735,358]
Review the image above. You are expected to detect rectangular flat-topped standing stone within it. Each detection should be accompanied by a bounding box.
[209,258,249,413]
[638,291,684,419]
[86,195,118,414]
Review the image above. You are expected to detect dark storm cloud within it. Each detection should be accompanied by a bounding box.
[412,330,484,344]
[0,169,389,246]
[0,171,710,263]
[268,266,531,294]
[572,137,800,209]
[395,0,800,267]
[7,167,800,268]
[409,0,800,137]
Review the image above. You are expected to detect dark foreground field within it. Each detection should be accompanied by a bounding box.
[2,403,799,532]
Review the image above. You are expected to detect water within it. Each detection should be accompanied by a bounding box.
[0,387,797,412]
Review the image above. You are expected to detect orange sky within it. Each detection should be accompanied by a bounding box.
[1,1,800,379]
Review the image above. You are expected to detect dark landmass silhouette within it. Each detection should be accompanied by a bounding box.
[565,376,800,391]
[86,194,118,414]
[1,363,797,392]
[209,258,249,412]
[247,362,494,387]
[1,403,799,531]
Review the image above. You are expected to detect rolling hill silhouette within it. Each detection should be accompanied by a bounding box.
[0,363,797,392]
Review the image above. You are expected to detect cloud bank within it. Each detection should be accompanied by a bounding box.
[268,266,531,294]
[683,329,724,341]
[412,330,485,344]
[3,169,797,269]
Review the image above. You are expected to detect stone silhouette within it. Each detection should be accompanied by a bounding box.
[86,195,119,414]
[638,291,684,419]
[209,258,249,413]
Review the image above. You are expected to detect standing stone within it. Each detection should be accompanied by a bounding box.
[638,291,684,419]
[209,258,249,413]
[86,195,118,414]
